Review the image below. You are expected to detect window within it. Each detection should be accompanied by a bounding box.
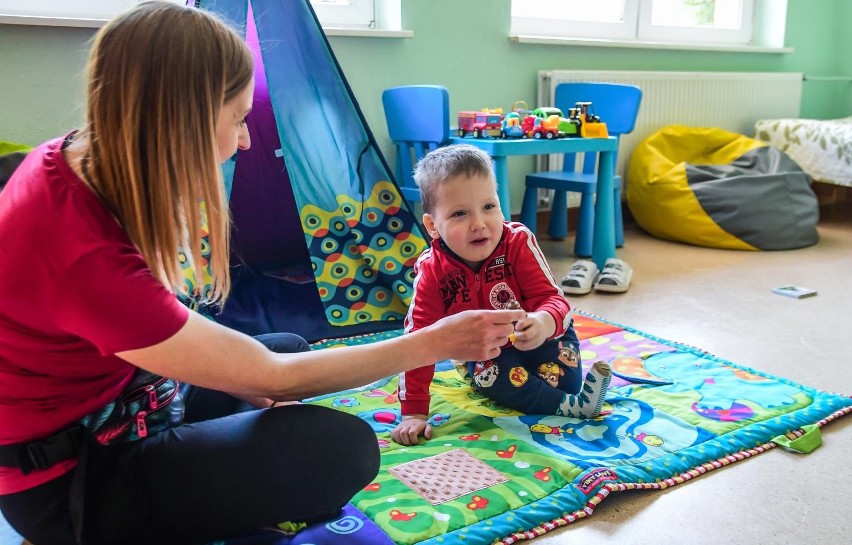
[638,0,754,44]
[0,0,389,31]
[0,0,183,27]
[310,0,375,29]
[511,0,760,47]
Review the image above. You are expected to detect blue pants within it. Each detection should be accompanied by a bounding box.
[466,324,582,414]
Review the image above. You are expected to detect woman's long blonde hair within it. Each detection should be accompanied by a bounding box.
[79,1,253,304]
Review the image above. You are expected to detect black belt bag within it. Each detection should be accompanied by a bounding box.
[80,370,184,445]
[0,370,184,474]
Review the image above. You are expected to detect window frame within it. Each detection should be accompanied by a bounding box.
[0,0,181,27]
[637,0,755,45]
[310,0,375,30]
[511,0,759,48]
[511,0,639,41]
[0,0,388,32]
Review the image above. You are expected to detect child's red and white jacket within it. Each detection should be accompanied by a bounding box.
[398,221,572,416]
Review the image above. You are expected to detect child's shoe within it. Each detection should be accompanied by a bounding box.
[556,360,612,418]
[560,260,599,295]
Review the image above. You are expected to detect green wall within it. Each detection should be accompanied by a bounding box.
[0,23,91,146]
[842,0,852,113]
[0,0,847,212]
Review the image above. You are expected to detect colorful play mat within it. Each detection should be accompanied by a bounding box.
[220,312,852,545]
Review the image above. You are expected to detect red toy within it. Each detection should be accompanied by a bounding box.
[521,114,560,139]
[457,110,503,138]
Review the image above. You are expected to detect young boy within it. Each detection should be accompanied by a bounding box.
[391,144,611,446]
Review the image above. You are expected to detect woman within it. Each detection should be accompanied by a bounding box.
[0,3,523,544]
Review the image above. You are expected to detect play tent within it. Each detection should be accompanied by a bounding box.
[187,0,427,342]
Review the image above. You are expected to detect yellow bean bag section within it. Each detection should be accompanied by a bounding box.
[626,125,818,250]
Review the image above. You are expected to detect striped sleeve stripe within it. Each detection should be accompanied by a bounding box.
[403,246,433,334]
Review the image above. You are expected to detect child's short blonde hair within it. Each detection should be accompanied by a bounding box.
[413,144,496,214]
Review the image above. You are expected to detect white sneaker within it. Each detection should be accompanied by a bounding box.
[594,258,633,293]
[559,260,599,295]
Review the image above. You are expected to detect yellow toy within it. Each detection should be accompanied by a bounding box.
[575,102,609,138]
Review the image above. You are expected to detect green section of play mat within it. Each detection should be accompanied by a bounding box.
[304,312,852,545]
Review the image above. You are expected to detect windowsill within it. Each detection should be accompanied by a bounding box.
[0,15,414,38]
[0,14,107,28]
[510,35,793,54]
[323,27,413,38]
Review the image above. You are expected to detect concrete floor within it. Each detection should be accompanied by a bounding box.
[531,207,852,545]
[3,207,850,545]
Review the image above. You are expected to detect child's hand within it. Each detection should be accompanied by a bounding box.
[512,311,556,351]
[391,415,432,445]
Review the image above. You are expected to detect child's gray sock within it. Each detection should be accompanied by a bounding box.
[556,360,612,418]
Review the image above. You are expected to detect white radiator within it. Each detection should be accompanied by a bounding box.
[535,70,803,205]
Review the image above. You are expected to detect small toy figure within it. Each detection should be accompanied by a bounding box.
[507,299,522,343]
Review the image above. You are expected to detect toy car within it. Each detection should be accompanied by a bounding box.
[574,102,608,138]
[521,114,560,139]
[500,112,525,138]
[531,107,580,137]
[458,111,503,138]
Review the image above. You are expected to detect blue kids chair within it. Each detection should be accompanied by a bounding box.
[521,82,642,257]
[382,85,450,204]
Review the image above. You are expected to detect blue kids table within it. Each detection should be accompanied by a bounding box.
[449,135,619,269]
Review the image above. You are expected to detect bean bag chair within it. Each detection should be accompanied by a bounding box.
[626,125,819,250]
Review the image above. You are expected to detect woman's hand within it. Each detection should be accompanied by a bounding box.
[391,415,432,445]
[426,309,525,362]
[511,310,556,351]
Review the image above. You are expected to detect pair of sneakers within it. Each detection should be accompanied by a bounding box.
[559,258,633,295]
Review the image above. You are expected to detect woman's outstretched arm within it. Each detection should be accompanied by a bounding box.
[117,308,525,401]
